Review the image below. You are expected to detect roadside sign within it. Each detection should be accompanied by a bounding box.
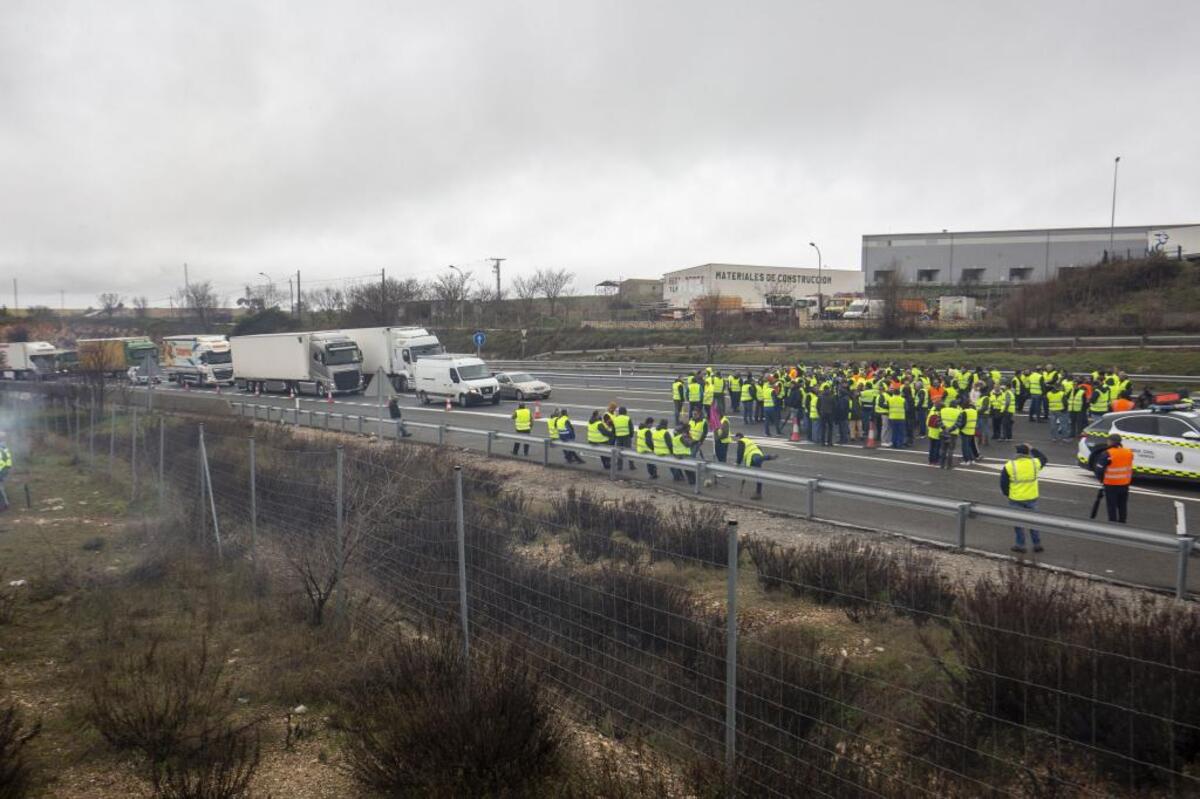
[473,331,486,352]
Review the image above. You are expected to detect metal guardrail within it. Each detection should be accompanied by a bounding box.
[231,400,1196,598]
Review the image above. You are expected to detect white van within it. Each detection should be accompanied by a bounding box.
[842,299,885,320]
[412,354,501,406]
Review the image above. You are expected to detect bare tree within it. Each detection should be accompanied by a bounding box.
[343,277,426,326]
[534,268,574,319]
[693,294,737,362]
[237,283,286,313]
[511,274,539,324]
[132,295,150,317]
[429,271,474,327]
[303,286,346,327]
[175,281,222,331]
[98,293,124,318]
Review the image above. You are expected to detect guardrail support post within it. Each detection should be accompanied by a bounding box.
[542,438,550,467]
[1176,537,1193,600]
[357,414,364,436]
[694,461,704,495]
[806,478,818,519]
[486,431,495,457]
[956,503,971,550]
[249,436,257,567]
[610,446,619,481]
[454,466,471,668]
[438,425,445,446]
[724,519,739,789]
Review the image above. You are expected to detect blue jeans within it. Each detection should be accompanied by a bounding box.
[743,401,754,424]
[890,419,906,449]
[764,407,779,436]
[1050,411,1069,439]
[1010,499,1040,547]
[1028,395,1043,420]
[837,418,849,444]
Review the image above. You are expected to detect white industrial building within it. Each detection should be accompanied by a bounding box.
[662,263,864,310]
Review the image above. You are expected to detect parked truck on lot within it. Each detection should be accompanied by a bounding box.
[841,299,885,320]
[412,354,500,406]
[938,295,982,321]
[340,326,445,392]
[230,331,363,395]
[161,335,235,387]
[0,341,59,379]
[77,337,159,376]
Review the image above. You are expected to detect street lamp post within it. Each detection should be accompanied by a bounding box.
[257,272,275,312]
[448,265,466,328]
[808,242,823,318]
[1109,156,1121,260]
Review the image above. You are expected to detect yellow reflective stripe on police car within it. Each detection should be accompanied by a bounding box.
[1084,431,1200,450]
[1077,453,1200,479]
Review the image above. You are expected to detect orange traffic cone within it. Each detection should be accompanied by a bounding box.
[326,389,334,405]
[865,421,878,449]
[790,416,802,442]
[445,396,452,411]
[533,401,542,419]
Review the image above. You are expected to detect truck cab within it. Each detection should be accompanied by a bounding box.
[413,354,500,406]
[309,333,364,394]
[162,335,234,386]
[391,328,445,391]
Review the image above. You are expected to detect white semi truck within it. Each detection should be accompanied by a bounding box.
[230,331,364,396]
[412,354,500,406]
[161,335,235,387]
[340,326,445,392]
[0,341,58,379]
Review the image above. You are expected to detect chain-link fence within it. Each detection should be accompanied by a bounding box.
[6,386,1200,797]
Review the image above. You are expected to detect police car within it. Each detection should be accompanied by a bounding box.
[1076,394,1200,482]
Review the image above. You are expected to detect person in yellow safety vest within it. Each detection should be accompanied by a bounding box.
[759,380,781,437]
[687,374,703,416]
[587,410,615,470]
[735,432,770,500]
[1045,384,1068,443]
[728,374,742,414]
[670,422,696,486]
[886,390,908,449]
[988,386,1006,442]
[712,372,727,416]
[651,419,672,483]
[938,401,963,469]
[1068,381,1089,438]
[688,408,709,460]
[1089,384,1111,419]
[807,390,820,442]
[555,410,586,464]
[635,417,658,479]
[1000,443,1048,553]
[875,388,890,445]
[1027,369,1045,423]
[0,433,12,511]
[511,403,533,456]
[925,401,943,465]
[611,405,635,472]
[958,400,979,464]
[740,378,755,425]
[702,375,715,407]
[672,377,686,425]
[714,415,732,464]
[859,382,878,445]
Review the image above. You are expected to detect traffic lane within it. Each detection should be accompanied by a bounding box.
[262,403,1197,595]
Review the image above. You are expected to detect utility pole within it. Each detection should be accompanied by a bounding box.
[490,257,505,301]
[295,269,301,323]
[1108,156,1121,259]
[184,262,190,292]
[381,268,387,325]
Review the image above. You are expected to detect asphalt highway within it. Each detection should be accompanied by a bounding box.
[142,375,1200,595]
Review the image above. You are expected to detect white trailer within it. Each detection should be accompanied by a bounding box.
[340,326,444,392]
[938,295,979,321]
[230,331,363,395]
[0,341,58,379]
[161,335,234,386]
[412,354,500,406]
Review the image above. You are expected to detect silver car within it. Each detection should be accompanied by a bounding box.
[494,371,552,401]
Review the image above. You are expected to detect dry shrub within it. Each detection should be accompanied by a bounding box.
[565,527,641,566]
[924,567,1200,789]
[338,629,566,797]
[0,700,40,799]
[149,727,260,799]
[746,537,954,623]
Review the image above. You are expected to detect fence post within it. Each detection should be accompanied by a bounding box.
[158,416,165,512]
[109,405,117,477]
[454,466,470,666]
[1176,537,1193,600]
[198,423,222,557]
[249,436,257,567]
[724,519,739,788]
[89,396,96,468]
[74,402,81,459]
[956,503,971,550]
[130,407,138,502]
[335,445,344,618]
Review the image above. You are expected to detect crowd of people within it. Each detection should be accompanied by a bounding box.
[509,360,1150,541]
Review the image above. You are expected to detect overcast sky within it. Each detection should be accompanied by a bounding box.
[2,1,1198,308]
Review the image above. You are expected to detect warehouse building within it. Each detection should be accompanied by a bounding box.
[861,224,1199,286]
[662,263,864,310]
